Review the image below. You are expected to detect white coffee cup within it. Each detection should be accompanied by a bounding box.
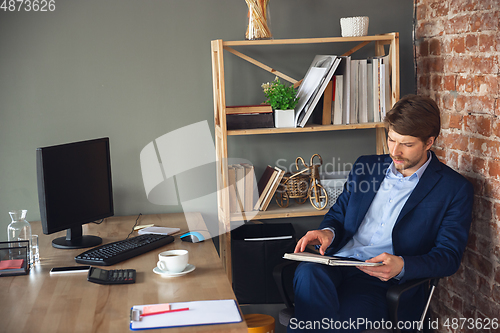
[157,249,189,273]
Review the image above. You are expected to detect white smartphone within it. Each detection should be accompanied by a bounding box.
[50,266,91,275]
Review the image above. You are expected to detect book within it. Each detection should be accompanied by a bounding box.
[226,104,272,115]
[368,56,383,122]
[260,167,285,211]
[240,163,256,212]
[367,59,374,123]
[254,166,279,210]
[283,252,383,267]
[380,62,386,120]
[233,164,246,212]
[349,59,359,124]
[295,55,341,128]
[334,56,351,124]
[320,80,333,125]
[358,59,368,123]
[372,57,381,122]
[332,75,344,125]
[226,113,274,130]
[375,54,391,120]
[227,165,239,213]
[382,55,391,119]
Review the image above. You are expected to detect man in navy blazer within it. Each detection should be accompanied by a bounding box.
[289,95,474,332]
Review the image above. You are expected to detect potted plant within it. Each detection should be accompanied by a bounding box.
[262,77,299,128]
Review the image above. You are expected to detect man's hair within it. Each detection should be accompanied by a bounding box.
[384,94,441,142]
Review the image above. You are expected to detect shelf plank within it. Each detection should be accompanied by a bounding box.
[227,122,385,136]
[231,202,328,221]
[222,34,396,47]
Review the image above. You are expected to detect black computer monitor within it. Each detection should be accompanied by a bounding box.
[36,137,114,249]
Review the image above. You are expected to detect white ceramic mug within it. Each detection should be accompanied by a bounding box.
[157,249,189,273]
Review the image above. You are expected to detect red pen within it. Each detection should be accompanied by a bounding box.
[140,307,190,317]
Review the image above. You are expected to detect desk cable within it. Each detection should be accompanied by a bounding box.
[126,213,143,239]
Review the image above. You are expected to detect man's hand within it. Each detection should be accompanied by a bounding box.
[294,229,334,255]
[357,252,404,281]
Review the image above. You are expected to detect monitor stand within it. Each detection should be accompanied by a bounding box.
[52,225,102,249]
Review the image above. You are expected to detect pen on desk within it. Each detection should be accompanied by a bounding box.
[141,307,190,317]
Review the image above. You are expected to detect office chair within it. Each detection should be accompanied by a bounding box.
[273,261,439,333]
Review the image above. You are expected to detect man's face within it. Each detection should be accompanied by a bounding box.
[387,129,434,177]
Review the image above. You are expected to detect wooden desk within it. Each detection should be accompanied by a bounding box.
[0,213,247,333]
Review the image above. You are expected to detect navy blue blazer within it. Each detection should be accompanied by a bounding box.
[319,151,474,320]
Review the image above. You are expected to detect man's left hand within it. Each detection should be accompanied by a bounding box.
[357,253,404,281]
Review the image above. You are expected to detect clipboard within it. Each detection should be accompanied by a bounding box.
[129,299,242,330]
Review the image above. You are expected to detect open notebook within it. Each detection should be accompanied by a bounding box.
[284,252,383,267]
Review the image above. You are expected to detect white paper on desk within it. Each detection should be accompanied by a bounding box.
[137,226,181,235]
[130,299,242,330]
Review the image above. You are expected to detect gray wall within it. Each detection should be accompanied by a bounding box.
[0,0,414,241]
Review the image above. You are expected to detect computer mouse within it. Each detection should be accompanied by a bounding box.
[180,231,205,243]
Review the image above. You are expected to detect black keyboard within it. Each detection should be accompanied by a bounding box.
[75,234,175,266]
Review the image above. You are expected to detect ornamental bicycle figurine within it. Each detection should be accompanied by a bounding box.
[276,154,328,210]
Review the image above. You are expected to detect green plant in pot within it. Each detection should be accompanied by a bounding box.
[262,77,299,128]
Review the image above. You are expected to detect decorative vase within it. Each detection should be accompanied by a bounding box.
[7,209,32,264]
[274,109,296,128]
[340,16,369,37]
[245,0,272,40]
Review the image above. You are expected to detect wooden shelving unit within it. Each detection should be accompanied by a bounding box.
[211,33,400,281]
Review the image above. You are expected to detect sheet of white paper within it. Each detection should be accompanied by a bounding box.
[137,226,181,235]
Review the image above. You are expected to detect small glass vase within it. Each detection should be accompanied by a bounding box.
[7,210,32,264]
[245,0,272,40]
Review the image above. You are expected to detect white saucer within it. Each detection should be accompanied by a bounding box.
[153,264,196,277]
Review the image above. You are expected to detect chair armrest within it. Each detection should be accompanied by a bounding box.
[387,277,440,333]
[273,261,299,310]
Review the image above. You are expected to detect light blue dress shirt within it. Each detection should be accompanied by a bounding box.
[325,152,432,279]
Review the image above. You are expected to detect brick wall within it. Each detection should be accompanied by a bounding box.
[414,0,500,331]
